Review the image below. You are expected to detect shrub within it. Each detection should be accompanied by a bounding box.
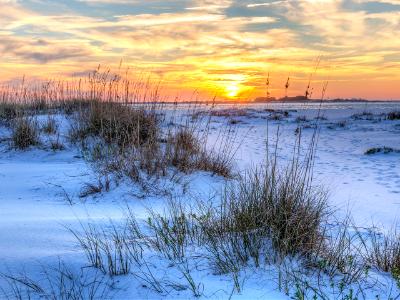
[11,117,40,149]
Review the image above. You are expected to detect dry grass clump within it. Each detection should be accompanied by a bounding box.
[86,128,233,188]
[351,112,374,120]
[165,128,200,172]
[68,101,163,183]
[71,102,235,190]
[198,142,328,267]
[69,212,201,296]
[0,102,20,124]
[327,120,347,130]
[211,108,251,118]
[49,134,65,151]
[266,110,290,121]
[69,222,132,276]
[0,262,111,300]
[0,99,52,124]
[41,115,58,134]
[196,151,233,178]
[70,101,158,147]
[11,117,40,149]
[164,128,233,177]
[269,113,284,121]
[307,219,369,289]
[367,228,400,274]
[364,147,398,155]
[387,111,400,120]
[295,116,309,123]
[28,99,48,112]
[60,99,92,115]
[79,179,110,198]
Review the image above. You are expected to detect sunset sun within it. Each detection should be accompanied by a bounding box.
[226,83,240,98]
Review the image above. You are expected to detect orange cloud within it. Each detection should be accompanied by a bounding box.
[0,0,399,100]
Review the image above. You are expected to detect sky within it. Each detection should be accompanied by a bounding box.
[0,0,399,100]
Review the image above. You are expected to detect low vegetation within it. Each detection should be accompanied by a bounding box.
[367,228,400,274]
[364,147,399,155]
[49,135,65,151]
[327,120,347,130]
[387,111,400,120]
[62,134,333,296]
[296,115,309,123]
[0,71,236,187]
[0,262,111,299]
[47,132,394,298]
[67,100,235,191]
[0,102,19,124]
[41,115,58,135]
[11,117,40,149]
[69,101,158,147]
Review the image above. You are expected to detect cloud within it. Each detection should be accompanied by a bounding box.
[75,0,142,3]
[185,5,229,11]
[18,49,90,63]
[354,0,400,4]
[0,35,92,63]
[0,0,398,99]
[247,1,287,8]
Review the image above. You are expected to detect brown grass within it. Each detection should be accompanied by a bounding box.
[11,117,40,149]
[387,111,400,120]
[69,101,159,146]
[41,115,58,135]
[367,228,400,274]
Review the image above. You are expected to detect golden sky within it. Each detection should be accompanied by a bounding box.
[1,0,400,100]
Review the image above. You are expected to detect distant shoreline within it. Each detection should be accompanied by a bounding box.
[252,99,400,104]
[252,96,400,103]
[129,99,400,105]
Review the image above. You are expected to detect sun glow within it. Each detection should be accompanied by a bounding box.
[226,83,240,98]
